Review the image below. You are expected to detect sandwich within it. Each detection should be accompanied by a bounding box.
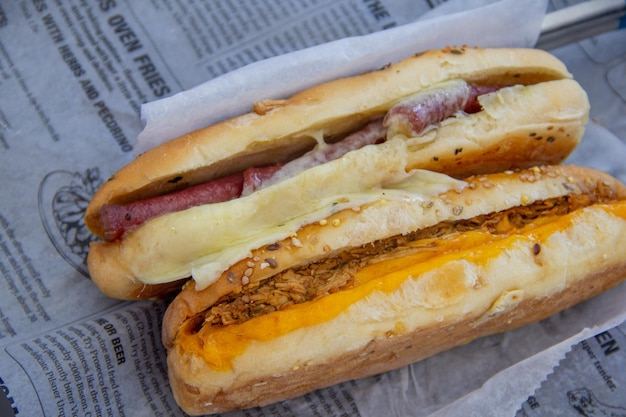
[83,47,626,414]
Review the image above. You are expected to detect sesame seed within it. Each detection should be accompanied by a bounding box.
[265,258,278,268]
[332,219,341,227]
[227,271,235,283]
[242,276,250,285]
[267,243,280,251]
[244,268,253,277]
[319,219,328,226]
[246,261,255,268]
[291,237,303,247]
[563,182,576,192]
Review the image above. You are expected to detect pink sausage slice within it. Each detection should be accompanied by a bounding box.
[100,83,500,241]
[100,173,245,241]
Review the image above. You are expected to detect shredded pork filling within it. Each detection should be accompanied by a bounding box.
[201,184,618,329]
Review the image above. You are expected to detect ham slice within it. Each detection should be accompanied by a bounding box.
[254,118,387,193]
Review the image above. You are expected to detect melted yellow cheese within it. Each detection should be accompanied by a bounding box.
[177,202,626,371]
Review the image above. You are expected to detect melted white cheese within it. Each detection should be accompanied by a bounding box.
[122,137,465,290]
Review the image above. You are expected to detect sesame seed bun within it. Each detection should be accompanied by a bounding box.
[85,48,588,301]
[163,165,626,414]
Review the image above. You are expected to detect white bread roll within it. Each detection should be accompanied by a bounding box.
[164,165,626,415]
[86,62,589,299]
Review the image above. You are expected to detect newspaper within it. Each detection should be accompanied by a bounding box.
[0,0,625,416]
[516,321,626,416]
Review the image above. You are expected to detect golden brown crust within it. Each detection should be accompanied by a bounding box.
[85,47,573,237]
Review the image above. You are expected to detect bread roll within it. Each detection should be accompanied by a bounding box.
[163,165,626,414]
[85,48,589,300]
